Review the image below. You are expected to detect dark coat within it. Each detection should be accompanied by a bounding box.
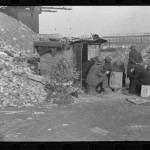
[129,66,150,94]
[127,49,143,78]
[86,64,106,86]
[82,60,94,79]
[128,49,143,69]
[111,61,125,72]
[132,66,150,85]
[103,62,111,71]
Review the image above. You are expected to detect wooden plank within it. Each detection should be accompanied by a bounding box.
[34,41,62,48]
[0,110,24,114]
[40,58,54,61]
[40,62,53,69]
[40,53,56,63]
[27,73,43,82]
[126,97,150,105]
[41,53,51,57]
[40,58,54,63]
[36,47,50,56]
[27,73,52,84]
[41,68,52,73]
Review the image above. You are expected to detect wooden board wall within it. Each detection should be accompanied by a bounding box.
[39,48,74,76]
[40,53,56,75]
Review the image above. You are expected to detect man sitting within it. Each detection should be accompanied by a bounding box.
[86,57,110,95]
[128,65,150,95]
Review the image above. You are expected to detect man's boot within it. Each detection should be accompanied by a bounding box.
[100,88,108,94]
[87,85,97,95]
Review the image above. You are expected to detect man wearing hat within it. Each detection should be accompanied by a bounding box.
[103,56,112,71]
[86,56,109,95]
[82,56,101,80]
[82,57,97,92]
[127,45,143,88]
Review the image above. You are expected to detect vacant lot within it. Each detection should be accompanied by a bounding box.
[0,92,150,141]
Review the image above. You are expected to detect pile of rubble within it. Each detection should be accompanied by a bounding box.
[141,45,150,62]
[0,12,41,74]
[0,43,47,108]
[0,12,81,108]
[0,12,39,57]
[0,13,48,108]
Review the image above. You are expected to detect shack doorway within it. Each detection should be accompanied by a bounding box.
[82,44,88,63]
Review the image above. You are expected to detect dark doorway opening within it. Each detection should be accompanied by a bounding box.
[82,44,88,63]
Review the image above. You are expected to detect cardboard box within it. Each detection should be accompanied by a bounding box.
[141,85,150,98]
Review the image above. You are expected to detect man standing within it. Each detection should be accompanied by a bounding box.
[127,45,143,87]
[86,57,109,95]
[103,56,112,88]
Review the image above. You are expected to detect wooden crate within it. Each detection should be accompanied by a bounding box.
[141,85,150,98]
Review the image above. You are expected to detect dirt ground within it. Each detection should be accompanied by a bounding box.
[0,91,150,141]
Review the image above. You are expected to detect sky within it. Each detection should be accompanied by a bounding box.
[39,6,150,37]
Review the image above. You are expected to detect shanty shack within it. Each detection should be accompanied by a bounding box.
[70,38,107,81]
[34,37,107,86]
[34,40,63,75]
